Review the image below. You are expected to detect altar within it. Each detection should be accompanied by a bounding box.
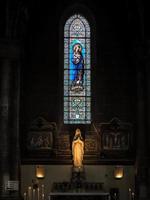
[48,191,110,200]
[48,130,110,200]
[48,182,110,200]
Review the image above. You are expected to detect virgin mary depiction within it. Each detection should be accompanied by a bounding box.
[72,128,84,168]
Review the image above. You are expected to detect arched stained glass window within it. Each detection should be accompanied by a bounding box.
[64,14,91,124]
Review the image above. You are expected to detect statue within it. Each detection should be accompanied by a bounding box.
[72,128,84,168]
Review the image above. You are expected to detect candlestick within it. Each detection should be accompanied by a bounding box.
[132,192,135,200]
[23,192,27,200]
[32,189,35,200]
[42,193,45,200]
[129,188,132,200]
[114,193,117,200]
[28,186,32,200]
[37,187,40,200]
[41,184,44,195]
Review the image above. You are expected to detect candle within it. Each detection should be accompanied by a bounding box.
[132,192,135,200]
[32,189,35,200]
[42,193,44,200]
[23,192,27,200]
[28,186,32,200]
[41,184,44,195]
[37,188,40,200]
[114,193,117,200]
[129,188,132,200]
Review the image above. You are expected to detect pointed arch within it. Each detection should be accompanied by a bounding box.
[64,14,91,124]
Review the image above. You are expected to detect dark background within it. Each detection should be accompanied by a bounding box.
[17,0,141,126]
[0,0,146,159]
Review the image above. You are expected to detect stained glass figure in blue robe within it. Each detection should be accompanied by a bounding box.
[70,43,84,91]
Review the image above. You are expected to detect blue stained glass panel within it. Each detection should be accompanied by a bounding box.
[64,14,91,124]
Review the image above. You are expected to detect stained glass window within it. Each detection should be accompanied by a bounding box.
[64,14,91,124]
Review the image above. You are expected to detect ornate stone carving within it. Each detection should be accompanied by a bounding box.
[55,134,71,155]
[99,118,133,159]
[27,117,57,150]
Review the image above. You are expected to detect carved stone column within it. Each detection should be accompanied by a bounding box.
[0,42,22,200]
[135,47,149,200]
[145,41,150,199]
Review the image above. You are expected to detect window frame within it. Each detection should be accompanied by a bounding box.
[63,14,91,124]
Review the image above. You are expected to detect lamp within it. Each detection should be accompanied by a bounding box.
[114,166,124,179]
[36,165,45,179]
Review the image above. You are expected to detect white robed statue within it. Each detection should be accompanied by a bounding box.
[72,128,84,168]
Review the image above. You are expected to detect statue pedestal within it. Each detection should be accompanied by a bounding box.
[71,166,86,188]
[72,166,84,173]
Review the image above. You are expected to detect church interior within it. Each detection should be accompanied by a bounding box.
[0,0,149,200]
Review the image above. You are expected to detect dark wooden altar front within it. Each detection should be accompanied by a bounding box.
[48,192,110,200]
[49,182,110,200]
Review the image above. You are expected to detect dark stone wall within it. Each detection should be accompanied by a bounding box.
[1,1,149,199]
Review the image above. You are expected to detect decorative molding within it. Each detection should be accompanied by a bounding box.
[29,117,57,131]
[55,134,71,155]
[22,117,135,164]
[99,118,134,159]
[27,117,57,151]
